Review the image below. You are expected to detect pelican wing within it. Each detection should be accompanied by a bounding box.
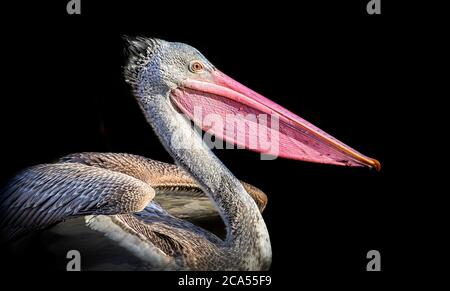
[0,152,267,244]
[58,152,268,221]
[0,162,155,240]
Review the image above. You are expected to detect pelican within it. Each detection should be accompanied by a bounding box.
[0,37,380,271]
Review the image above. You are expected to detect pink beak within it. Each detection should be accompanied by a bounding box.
[170,70,381,171]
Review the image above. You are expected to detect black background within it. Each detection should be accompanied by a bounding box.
[0,0,446,285]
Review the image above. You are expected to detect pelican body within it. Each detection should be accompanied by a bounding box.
[0,38,379,270]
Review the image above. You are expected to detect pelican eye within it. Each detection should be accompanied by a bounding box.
[189,61,204,73]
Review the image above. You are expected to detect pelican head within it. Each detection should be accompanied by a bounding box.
[125,37,215,97]
[124,36,380,170]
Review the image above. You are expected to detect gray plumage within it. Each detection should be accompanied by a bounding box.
[0,37,272,270]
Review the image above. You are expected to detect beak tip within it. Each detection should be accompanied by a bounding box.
[370,158,382,172]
